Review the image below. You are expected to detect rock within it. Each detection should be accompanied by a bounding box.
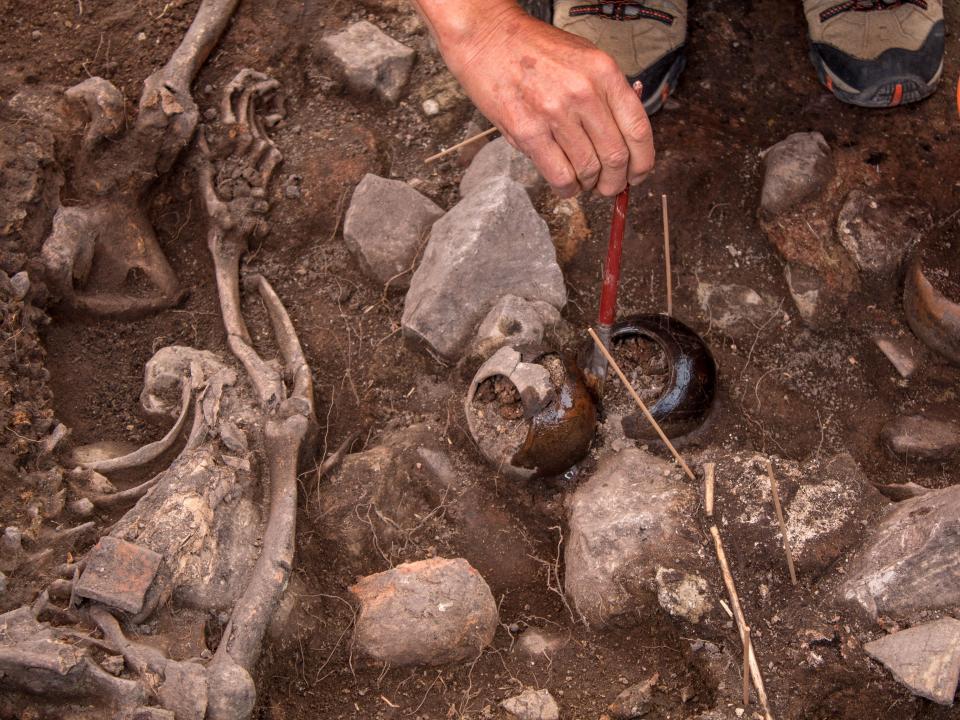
[460,138,543,198]
[10,271,29,300]
[784,263,829,327]
[655,567,711,624]
[872,481,930,502]
[343,174,444,288]
[350,557,498,666]
[864,618,960,705]
[705,452,885,577]
[564,449,702,627]
[0,528,22,572]
[759,132,832,216]
[873,335,921,379]
[74,537,162,614]
[549,196,590,266]
[317,424,451,569]
[842,484,960,620]
[758,135,864,327]
[608,673,658,719]
[881,413,960,461]
[319,21,415,104]
[40,422,70,457]
[68,497,95,518]
[402,177,565,362]
[516,628,568,659]
[468,294,562,361]
[836,190,928,283]
[696,282,777,337]
[500,688,560,720]
[0,571,6,595]
[456,117,493,167]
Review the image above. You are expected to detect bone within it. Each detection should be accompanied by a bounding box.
[153,0,242,93]
[252,274,314,414]
[216,413,308,673]
[83,384,192,474]
[84,473,162,510]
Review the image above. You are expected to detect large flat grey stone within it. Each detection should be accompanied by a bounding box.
[402,177,565,362]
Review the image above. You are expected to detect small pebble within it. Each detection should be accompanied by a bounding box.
[137,31,147,41]
[422,98,441,116]
[31,30,41,39]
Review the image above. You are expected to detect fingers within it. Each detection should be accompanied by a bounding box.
[551,121,602,193]
[513,129,582,198]
[607,78,655,187]
[579,103,631,196]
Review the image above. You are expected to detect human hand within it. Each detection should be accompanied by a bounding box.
[437,5,655,198]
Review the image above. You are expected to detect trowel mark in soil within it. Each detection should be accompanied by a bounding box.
[603,336,668,416]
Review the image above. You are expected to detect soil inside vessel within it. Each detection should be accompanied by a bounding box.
[470,375,529,466]
[603,335,669,416]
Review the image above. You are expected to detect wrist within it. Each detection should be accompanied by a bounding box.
[415,0,529,73]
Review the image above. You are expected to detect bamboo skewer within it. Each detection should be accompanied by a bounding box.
[742,624,752,707]
[710,525,774,720]
[424,127,498,163]
[588,327,696,481]
[703,462,715,516]
[662,194,673,316]
[765,459,798,585]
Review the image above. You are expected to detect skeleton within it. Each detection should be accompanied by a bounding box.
[40,0,243,318]
[0,14,343,719]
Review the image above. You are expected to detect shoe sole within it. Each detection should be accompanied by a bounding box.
[812,51,943,108]
[809,19,945,108]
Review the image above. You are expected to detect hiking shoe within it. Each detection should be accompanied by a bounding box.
[804,0,945,107]
[552,1,688,115]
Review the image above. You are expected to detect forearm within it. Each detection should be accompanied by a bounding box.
[408,0,526,72]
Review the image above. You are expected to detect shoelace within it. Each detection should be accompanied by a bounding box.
[820,0,928,22]
[568,1,675,24]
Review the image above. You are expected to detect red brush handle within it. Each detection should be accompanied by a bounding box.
[597,186,630,327]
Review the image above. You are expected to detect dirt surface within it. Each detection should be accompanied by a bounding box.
[2,0,960,718]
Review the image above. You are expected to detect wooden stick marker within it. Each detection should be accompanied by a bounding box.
[661,194,673,316]
[765,459,798,585]
[588,327,696,481]
[710,525,774,720]
[424,127,498,164]
[703,462,715,517]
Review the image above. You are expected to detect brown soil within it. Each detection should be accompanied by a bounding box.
[2,1,960,719]
[916,222,960,299]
